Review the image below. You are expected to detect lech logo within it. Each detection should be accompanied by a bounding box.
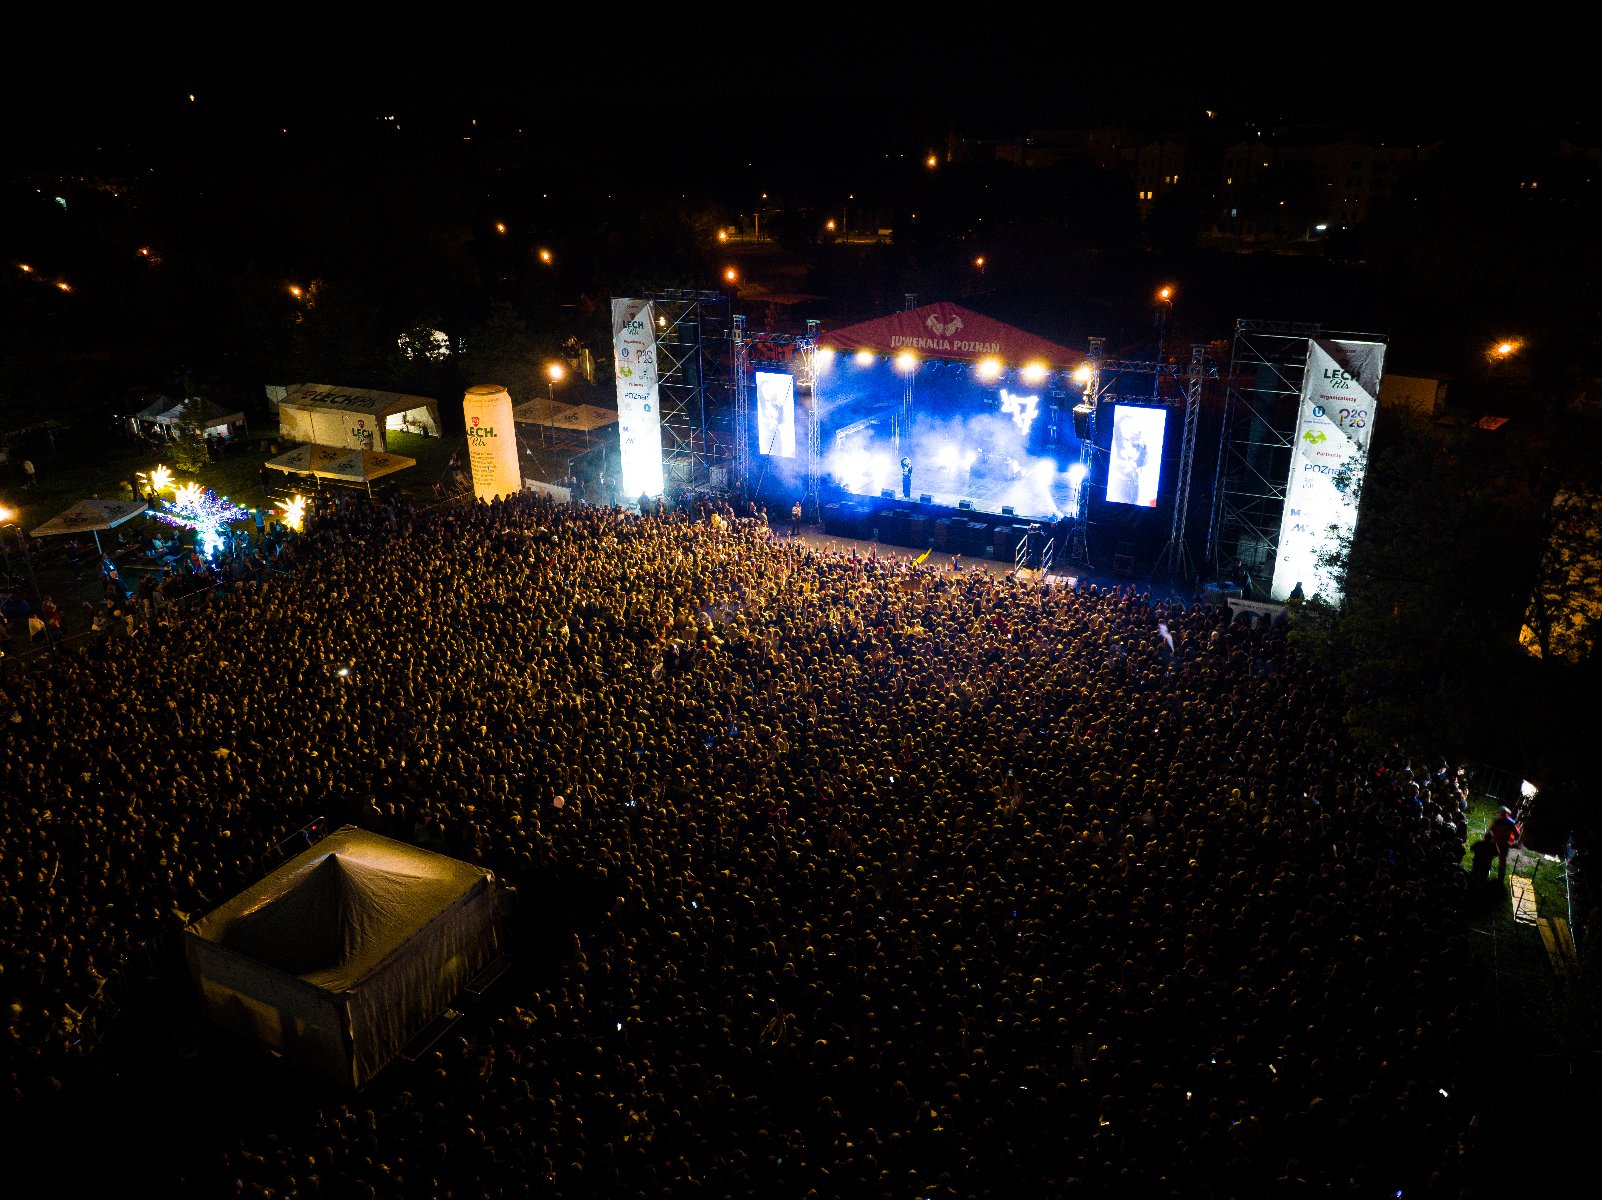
[1302,430,1327,446]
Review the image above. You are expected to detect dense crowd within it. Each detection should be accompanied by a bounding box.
[1,492,1487,1196]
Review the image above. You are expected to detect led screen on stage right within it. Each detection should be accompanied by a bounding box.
[1104,404,1167,507]
[755,371,796,458]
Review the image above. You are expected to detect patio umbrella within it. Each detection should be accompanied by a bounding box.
[29,499,148,554]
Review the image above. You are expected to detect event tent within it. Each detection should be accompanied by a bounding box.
[152,398,248,434]
[273,384,442,450]
[264,444,416,489]
[824,302,1084,368]
[29,498,147,553]
[185,828,498,1088]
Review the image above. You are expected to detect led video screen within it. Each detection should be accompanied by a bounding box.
[1104,404,1167,508]
[756,371,796,458]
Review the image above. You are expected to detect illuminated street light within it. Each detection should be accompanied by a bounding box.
[1020,361,1048,384]
[926,154,938,169]
[19,263,32,273]
[547,362,567,384]
[288,285,304,299]
[1156,285,1175,303]
[825,219,836,232]
[724,266,738,284]
[495,222,507,235]
[538,248,553,264]
[1490,338,1523,360]
[717,229,729,242]
[55,280,71,293]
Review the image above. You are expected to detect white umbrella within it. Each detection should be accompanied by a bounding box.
[30,499,148,554]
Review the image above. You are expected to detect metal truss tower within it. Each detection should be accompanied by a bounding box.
[649,290,734,494]
[730,321,821,509]
[1066,336,1104,568]
[1203,319,1321,591]
[1078,341,1220,582]
[1156,346,1209,579]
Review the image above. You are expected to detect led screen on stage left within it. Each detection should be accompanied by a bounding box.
[755,371,796,458]
[1104,405,1167,508]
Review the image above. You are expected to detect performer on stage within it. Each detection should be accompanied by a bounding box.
[901,457,913,500]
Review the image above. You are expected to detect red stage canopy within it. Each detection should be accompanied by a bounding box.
[823,302,1084,368]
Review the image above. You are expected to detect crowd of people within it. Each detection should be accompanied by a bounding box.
[1,491,1490,1196]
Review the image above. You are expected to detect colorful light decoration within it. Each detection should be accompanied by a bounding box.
[148,464,174,494]
[152,484,252,558]
[281,494,307,532]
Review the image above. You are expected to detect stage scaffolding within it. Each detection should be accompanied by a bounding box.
[649,290,734,494]
[732,319,821,513]
[1072,339,1220,581]
[1204,319,1322,593]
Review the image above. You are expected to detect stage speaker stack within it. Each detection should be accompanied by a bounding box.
[961,520,990,556]
[918,493,933,505]
[992,523,1030,561]
[903,511,930,548]
[876,507,905,545]
[957,499,975,511]
[1073,403,1095,440]
[933,516,955,551]
[822,503,844,535]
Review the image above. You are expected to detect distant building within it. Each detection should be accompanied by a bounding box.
[1380,373,1450,421]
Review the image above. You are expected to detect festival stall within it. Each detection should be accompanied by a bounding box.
[273,384,442,451]
[184,827,498,1088]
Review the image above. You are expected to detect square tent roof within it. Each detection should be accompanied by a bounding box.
[823,301,1085,368]
[187,828,492,995]
[151,398,248,430]
[512,398,620,432]
[30,499,148,538]
[265,443,416,482]
[278,384,441,420]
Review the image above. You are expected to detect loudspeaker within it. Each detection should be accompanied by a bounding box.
[1001,505,1016,516]
[881,489,895,499]
[918,493,933,505]
[1073,402,1094,440]
[958,499,974,510]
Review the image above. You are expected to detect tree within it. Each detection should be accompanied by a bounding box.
[1288,409,1542,762]
[170,390,210,473]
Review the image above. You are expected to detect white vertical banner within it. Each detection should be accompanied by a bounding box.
[613,298,665,501]
[1270,338,1386,603]
[462,385,522,502]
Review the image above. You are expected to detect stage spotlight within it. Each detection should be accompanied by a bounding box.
[895,351,919,373]
[854,350,875,367]
[1067,462,1089,485]
[935,444,959,471]
[976,357,1003,381]
[1034,460,1056,481]
[1020,361,1048,384]
[815,347,836,371]
[1072,363,1094,385]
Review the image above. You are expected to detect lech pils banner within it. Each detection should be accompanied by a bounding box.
[462,385,522,502]
[1269,338,1386,603]
[613,298,665,501]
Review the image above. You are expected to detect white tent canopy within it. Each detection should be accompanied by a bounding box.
[30,499,148,553]
[274,384,442,450]
[152,398,247,432]
[265,444,416,485]
[185,828,498,1088]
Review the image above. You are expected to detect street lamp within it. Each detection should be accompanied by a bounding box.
[0,507,47,645]
[544,362,567,445]
[724,266,738,284]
